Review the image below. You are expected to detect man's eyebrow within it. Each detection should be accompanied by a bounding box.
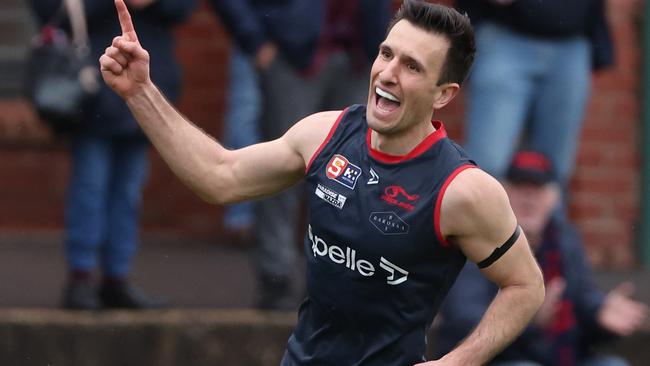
[380,42,429,73]
[404,54,426,71]
[381,43,424,64]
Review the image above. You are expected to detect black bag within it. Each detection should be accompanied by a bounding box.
[25,0,99,133]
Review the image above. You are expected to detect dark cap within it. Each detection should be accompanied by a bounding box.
[506,151,556,185]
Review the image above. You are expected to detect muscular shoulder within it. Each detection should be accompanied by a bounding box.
[440,168,517,262]
[284,110,345,167]
[443,168,505,208]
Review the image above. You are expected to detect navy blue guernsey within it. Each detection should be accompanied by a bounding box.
[282,105,475,366]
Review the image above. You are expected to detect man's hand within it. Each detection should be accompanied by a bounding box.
[99,0,151,99]
[597,282,648,336]
[255,42,278,71]
[534,278,566,327]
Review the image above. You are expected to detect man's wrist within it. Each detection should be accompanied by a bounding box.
[124,80,157,105]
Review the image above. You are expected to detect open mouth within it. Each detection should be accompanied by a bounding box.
[375,87,401,113]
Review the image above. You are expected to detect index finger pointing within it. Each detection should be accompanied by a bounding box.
[115,0,138,43]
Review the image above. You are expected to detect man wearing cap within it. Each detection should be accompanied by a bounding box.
[433,151,648,366]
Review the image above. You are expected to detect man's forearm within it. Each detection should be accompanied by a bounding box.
[125,81,230,203]
[440,282,543,365]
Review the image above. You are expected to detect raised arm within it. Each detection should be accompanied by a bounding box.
[423,168,545,365]
[99,0,336,204]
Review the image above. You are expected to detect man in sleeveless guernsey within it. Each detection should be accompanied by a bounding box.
[99,0,545,364]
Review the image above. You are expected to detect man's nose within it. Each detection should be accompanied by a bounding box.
[378,60,398,85]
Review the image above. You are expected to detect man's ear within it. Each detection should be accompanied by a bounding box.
[432,83,460,110]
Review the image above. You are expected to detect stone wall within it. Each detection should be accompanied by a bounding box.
[0,309,648,366]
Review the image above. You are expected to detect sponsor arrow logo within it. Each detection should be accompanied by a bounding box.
[380,257,409,285]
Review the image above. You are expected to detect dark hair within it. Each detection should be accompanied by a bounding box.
[388,0,475,86]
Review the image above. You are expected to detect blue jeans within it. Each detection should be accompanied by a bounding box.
[65,134,149,277]
[222,47,261,230]
[464,21,591,188]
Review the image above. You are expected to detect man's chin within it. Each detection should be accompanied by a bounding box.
[368,107,400,130]
[366,116,391,134]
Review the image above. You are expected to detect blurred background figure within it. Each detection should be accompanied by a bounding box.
[29,0,196,310]
[456,0,613,210]
[210,0,391,310]
[219,48,260,246]
[433,151,648,366]
[208,1,262,246]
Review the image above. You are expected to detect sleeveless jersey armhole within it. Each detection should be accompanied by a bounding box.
[433,164,477,247]
[305,108,348,174]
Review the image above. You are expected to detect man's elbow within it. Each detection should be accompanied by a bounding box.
[190,168,239,205]
[530,270,546,310]
[191,182,237,205]
[199,192,226,205]
[198,189,238,205]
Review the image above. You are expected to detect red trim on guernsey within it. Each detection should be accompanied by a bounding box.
[434,164,477,247]
[305,108,348,174]
[367,121,447,164]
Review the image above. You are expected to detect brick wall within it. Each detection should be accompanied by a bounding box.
[570,0,644,267]
[0,0,643,268]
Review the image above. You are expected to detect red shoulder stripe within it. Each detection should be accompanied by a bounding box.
[305,108,348,174]
[434,164,477,247]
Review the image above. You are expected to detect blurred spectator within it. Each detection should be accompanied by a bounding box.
[29,0,196,310]
[433,151,648,366]
[210,0,391,310]
[207,4,263,247]
[456,0,613,208]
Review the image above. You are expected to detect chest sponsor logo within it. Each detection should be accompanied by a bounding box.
[315,183,347,209]
[381,185,420,212]
[326,154,362,189]
[367,167,380,185]
[308,225,409,285]
[369,211,409,235]
[380,257,409,285]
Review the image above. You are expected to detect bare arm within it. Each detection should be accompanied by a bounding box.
[419,169,544,365]
[100,0,336,204]
[123,82,336,204]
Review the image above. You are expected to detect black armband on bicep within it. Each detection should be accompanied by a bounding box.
[476,225,522,269]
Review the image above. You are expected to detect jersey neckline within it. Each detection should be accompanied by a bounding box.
[366,121,448,164]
